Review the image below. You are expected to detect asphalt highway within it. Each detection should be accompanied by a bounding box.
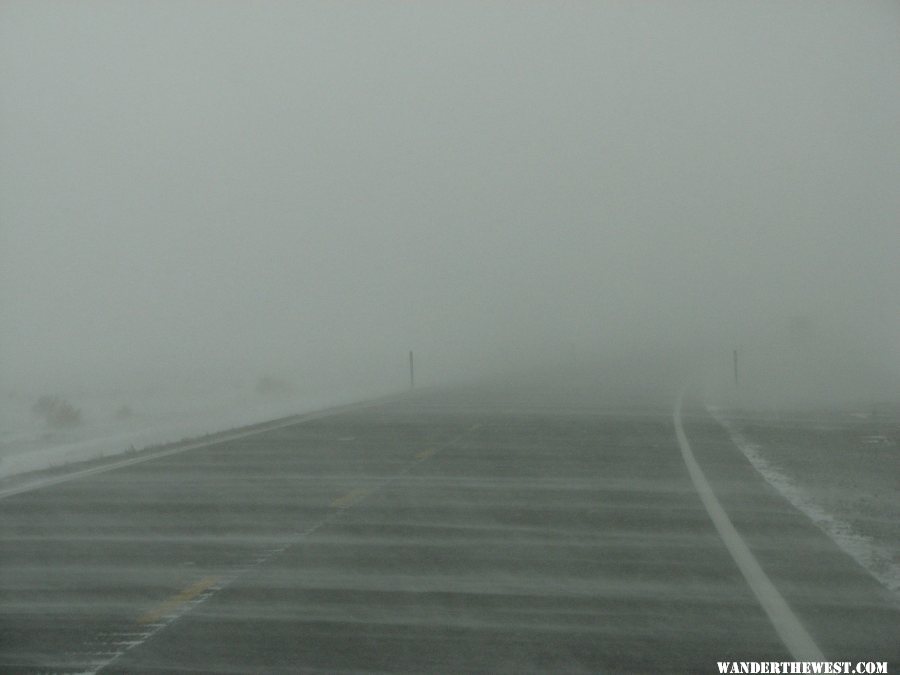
[1,382,897,673]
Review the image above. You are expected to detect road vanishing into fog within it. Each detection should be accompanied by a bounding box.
[1,382,897,673]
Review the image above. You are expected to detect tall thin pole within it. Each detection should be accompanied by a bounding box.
[409,350,415,389]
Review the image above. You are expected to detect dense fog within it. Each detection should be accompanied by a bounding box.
[2,1,898,408]
[1,7,899,672]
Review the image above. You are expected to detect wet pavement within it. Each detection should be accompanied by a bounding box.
[1,384,897,672]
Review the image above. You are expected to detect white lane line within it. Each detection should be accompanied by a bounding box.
[0,394,407,501]
[674,388,825,661]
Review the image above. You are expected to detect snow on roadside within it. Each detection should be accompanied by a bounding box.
[708,405,900,598]
[0,386,390,481]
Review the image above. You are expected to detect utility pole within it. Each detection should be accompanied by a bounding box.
[733,349,739,388]
[409,350,415,390]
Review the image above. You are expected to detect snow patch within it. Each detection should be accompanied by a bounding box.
[0,387,390,481]
[708,405,900,598]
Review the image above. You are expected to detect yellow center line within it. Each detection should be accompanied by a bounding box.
[415,449,437,461]
[137,576,220,625]
[330,487,370,509]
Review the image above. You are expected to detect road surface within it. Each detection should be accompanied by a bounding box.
[1,381,897,672]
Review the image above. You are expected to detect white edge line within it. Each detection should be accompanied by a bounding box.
[707,405,900,597]
[0,393,406,501]
[674,387,825,661]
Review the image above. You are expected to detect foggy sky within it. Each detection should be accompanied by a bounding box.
[2,1,898,400]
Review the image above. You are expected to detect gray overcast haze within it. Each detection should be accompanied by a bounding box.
[2,1,899,405]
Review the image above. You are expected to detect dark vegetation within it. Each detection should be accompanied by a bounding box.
[31,395,83,429]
